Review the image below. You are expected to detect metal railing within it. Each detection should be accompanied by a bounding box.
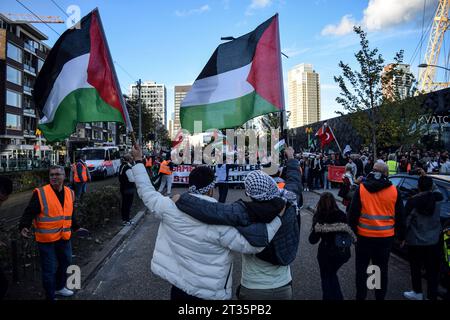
[0,158,54,172]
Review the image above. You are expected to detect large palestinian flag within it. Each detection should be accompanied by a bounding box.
[34,9,131,142]
[180,14,284,133]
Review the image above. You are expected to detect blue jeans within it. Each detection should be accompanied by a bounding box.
[324,171,330,189]
[38,240,72,300]
[74,183,86,201]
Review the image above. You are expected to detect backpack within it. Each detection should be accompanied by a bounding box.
[330,232,352,259]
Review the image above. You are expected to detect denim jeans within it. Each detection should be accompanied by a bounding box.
[74,182,86,201]
[38,240,72,300]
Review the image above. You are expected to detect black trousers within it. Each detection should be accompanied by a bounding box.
[355,236,393,300]
[121,191,134,222]
[217,183,229,203]
[318,249,350,300]
[170,285,204,301]
[408,244,441,300]
[0,264,8,300]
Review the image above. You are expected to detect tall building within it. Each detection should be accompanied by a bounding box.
[174,84,191,134]
[0,14,52,163]
[382,63,413,101]
[288,63,320,129]
[131,81,167,127]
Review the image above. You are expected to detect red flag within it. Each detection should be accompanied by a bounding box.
[315,122,335,148]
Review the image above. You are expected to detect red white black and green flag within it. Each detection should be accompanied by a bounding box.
[33,9,132,142]
[180,14,284,133]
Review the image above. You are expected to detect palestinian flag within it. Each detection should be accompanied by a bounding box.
[34,9,132,142]
[181,14,284,133]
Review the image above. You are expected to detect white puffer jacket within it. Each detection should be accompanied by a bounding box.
[132,163,281,300]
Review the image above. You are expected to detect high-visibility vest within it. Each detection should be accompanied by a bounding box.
[145,158,153,168]
[33,184,74,243]
[357,183,397,238]
[387,160,398,176]
[159,160,172,175]
[73,162,88,183]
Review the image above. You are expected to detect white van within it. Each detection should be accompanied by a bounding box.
[80,146,121,178]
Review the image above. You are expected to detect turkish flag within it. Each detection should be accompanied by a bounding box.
[328,166,346,183]
[316,123,335,148]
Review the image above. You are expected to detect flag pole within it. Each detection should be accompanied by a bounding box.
[328,124,343,156]
[93,8,134,145]
[275,14,287,145]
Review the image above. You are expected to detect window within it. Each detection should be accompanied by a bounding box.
[6,90,22,108]
[7,65,22,85]
[6,113,21,130]
[37,58,44,73]
[7,42,22,63]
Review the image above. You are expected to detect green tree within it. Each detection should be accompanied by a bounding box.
[119,97,170,149]
[334,26,428,158]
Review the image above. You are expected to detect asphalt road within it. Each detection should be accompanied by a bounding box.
[77,188,411,300]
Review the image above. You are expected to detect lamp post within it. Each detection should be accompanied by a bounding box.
[418,63,450,72]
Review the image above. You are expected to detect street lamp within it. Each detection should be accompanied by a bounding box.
[418,63,450,72]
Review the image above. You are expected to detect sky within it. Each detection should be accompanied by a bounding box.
[1,0,445,128]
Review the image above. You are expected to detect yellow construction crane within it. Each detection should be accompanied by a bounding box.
[418,0,450,93]
[4,13,64,24]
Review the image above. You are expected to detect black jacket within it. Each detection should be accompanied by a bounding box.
[347,173,405,240]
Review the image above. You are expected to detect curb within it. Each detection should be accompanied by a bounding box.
[80,209,147,286]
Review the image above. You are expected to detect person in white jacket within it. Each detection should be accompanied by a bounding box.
[130,144,283,300]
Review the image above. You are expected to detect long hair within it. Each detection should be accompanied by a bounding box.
[312,192,339,228]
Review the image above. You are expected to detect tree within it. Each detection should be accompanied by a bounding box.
[334,26,428,158]
[119,97,170,149]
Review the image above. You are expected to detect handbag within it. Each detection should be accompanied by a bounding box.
[329,232,352,259]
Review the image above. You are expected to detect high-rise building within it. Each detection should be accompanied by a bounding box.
[382,63,413,101]
[174,84,191,134]
[288,63,320,129]
[131,81,167,127]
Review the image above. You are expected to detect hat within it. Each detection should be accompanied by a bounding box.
[244,170,280,201]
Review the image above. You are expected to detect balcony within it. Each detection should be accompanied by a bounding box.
[24,42,36,54]
[23,130,36,137]
[23,108,36,117]
[23,85,33,95]
[24,64,36,76]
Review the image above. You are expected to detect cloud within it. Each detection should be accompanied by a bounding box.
[321,0,437,36]
[246,0,273,16]
[321,14,357,36]
[282,46,310,58]
[175,5,211,17]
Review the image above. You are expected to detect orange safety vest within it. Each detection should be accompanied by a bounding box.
[145,158,153,168]
[277,182,286,189]
[159,160,172,175]
[73,162,88,183]
[33,185,74,243]
[357,183,397,238]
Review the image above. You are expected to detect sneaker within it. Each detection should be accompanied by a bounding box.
[123,220,134,226]
[55,287,74,297]
[403,291,423,300]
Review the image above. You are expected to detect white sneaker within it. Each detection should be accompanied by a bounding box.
[403,291,423,300]
[55,287,74,297]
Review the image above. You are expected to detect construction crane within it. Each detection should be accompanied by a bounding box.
[4,13,64,24]
[418,0,450,93]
